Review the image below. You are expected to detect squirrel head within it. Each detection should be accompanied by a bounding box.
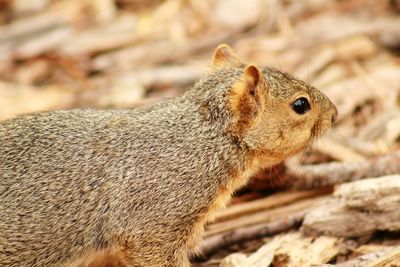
[193,44,338,160]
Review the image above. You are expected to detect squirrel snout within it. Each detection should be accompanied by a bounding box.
[324,95,338,125]
[331,105,338,124]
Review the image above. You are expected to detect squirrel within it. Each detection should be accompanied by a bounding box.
[0,44,337,267]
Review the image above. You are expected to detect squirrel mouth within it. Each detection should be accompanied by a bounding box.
[310,116,332,144]
[310,121,322,143]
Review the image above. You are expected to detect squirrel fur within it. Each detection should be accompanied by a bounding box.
[0,45,338,266]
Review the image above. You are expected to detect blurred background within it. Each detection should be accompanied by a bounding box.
[1,0,400,266]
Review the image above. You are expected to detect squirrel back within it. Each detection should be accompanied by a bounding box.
[0,45,337,267]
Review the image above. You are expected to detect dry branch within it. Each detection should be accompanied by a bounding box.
[289,151,400,189]
[199,212,305,258]
[220,232,339,267]
[206,196,329,237]
[302,175,400,237]
[214,188,329,222]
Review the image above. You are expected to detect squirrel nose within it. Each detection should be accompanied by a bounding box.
[331,106,338,124]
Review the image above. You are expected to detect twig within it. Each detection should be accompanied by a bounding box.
[198,211,305,258]
[289,150,400,189]
[206,196,328,236]
[215,188,329,222]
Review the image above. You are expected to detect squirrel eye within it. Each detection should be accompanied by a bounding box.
[292,97,310,115]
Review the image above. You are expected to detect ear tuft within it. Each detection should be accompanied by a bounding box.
[212,44,241,68]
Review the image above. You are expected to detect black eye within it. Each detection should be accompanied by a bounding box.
[292,97,310,115]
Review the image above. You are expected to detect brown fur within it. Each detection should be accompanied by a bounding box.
[67,248,127,267]
[0,44,337,266]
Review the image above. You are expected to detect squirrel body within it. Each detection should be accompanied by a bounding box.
[0,45,337,266]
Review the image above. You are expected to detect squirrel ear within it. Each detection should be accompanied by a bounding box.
[212,44,241,68]
[243,64,262,95]
[228,64,265,134]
